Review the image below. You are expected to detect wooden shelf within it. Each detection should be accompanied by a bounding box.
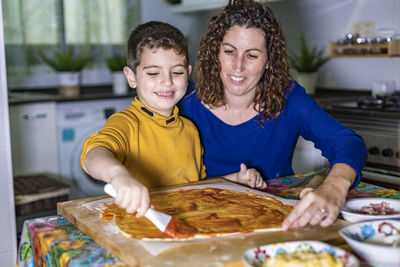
[328,40,400,58]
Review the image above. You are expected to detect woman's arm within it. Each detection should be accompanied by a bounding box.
[291,85,367,189]
[282,163,356,230]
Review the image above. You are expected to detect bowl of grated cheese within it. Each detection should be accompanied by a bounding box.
[242,240,359,267]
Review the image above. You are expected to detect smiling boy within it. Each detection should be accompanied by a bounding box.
[81,21,266,218]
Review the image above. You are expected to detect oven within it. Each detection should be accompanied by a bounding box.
[330,93,400,189]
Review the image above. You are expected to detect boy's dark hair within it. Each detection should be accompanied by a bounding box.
[127,21,188,73]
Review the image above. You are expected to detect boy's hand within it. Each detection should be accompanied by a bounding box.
[110,174,150,217]
[237,163,267,190]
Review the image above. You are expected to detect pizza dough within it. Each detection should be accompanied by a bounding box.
[98,187,293,240]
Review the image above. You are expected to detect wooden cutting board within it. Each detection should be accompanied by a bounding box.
[57,178,350,267]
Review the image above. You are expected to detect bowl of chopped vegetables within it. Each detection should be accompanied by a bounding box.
[242,240,359,267]
[341,198,400,223]
[339,219,400,267]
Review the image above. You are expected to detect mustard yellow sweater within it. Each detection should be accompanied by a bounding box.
[81,97,206,189]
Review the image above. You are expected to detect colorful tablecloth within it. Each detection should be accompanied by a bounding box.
[16,172,400,267]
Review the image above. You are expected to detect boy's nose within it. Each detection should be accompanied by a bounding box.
[161,73,173,86]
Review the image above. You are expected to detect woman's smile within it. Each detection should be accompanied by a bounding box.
[230,75,245,82]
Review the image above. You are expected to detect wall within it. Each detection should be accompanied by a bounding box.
[264,0,399,92]
[141,0,217,71]
[142,0,399,92]
[0,0,18,265]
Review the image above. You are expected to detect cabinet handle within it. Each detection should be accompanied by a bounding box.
[23,113,47,120]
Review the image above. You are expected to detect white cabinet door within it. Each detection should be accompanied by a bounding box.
[292,136,329,173]
[10,102,59,176]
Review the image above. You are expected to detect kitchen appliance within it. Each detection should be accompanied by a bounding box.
[331,92,400,187]
[9,101,59,176]
[57,98,132,198]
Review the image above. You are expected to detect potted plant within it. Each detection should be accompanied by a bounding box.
[288,34,330,95]
[39,47,90,97]
[106,55,128,95]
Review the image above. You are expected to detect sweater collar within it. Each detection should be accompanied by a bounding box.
[132,97,178,126]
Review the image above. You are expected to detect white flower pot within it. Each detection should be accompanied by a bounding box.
[112,72,128,95]
[58,72,80,97]
[296,72,318,95]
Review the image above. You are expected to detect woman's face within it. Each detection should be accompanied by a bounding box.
[218,25,267,99]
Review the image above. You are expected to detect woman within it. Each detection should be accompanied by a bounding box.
[179,0,367,229]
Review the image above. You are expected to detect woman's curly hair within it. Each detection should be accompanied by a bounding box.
[195,0,293,121]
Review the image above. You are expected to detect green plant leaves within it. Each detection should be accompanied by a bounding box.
[289,34,330,73]
[38,47,90,72]
[106,56,126,71]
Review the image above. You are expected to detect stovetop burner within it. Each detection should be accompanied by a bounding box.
[357,95,400,110]
[333,93,400,112]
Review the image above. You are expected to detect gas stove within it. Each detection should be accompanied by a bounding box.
[329,95,400,187]
[333,94,400,112]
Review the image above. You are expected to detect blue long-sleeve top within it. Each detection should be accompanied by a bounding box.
[178,82,367,188]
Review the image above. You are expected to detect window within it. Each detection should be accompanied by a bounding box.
[2,0,140,89]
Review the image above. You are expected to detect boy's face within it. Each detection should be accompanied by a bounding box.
[124,47,191,117]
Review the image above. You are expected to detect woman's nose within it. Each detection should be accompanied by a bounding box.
[233,55,245,72]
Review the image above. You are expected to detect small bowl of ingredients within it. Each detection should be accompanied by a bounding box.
[341,198,400,223]
[339,219,400,266]
[242,240,359,267]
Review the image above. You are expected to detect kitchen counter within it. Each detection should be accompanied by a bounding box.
[9,86,364,105]
[16,171,400,267]
[8,85,137,105]
[11,86,398,119]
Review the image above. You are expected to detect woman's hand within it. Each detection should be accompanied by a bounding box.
[282,163,356,230]
[110,174,150,217]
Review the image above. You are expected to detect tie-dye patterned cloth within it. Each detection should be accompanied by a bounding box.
[16,216,128,267]
[16,172,399,267]
[266,171,400,200]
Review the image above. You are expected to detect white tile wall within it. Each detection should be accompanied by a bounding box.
[142,0,399,92]
[141,0,215,69]
[271,0,400,92]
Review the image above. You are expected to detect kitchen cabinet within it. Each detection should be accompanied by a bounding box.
[328,40,400,58]
[292,137,329,174]
[9,101,59,176]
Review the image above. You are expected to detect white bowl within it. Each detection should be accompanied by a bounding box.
[339,219,400,267]
[242,240,359,267]
[341,198,400,223]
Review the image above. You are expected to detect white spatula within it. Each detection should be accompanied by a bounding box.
[104,184,197,238]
